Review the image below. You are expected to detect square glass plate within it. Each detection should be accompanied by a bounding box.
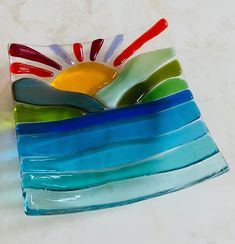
[8,18,229,215]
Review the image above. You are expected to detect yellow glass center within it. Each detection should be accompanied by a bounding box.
[51,62,117,95]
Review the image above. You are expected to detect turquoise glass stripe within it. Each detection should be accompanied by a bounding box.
[22,134,218,190]
[23,153,228,215]
[21,120,208,172]
[18,100,200,157]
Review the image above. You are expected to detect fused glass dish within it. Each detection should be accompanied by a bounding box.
[9,18,229,215]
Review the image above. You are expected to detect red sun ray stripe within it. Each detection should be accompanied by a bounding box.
[90,39,104,61]
[113,18,168,66]
[73,43,84,62]
[9,43,62,70]
[10,62,54,77]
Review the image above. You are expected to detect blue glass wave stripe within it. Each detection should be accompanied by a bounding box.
[18,100,200,157]
[21,120,208,173]
[16,89,193,135]
[23,153,228,215]
[22,134,218,190]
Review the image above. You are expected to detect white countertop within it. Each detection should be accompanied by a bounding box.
[0,0,235,243]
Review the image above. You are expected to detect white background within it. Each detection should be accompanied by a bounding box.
[0,0,235,243]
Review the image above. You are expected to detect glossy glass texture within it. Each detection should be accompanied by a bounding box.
[13,78,105,113]
[16,90,193,135]
[51,62,117,95]
[113,18,168,66]
[117,59,182,106]
[10,62,54,77]
[14,103,85,123]
[90,39,104,61]
[22,135,219,190]
[50,44,74,66]
[9,43,62,70]
[9,18,228,216]
[24,153,227,215]
[103,34,124,63]
[97,48,176,107]
[73,43,84,62]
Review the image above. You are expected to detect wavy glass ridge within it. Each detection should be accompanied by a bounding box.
[22,134,218,190]
[21,120,207,172]
[23,153,228,215]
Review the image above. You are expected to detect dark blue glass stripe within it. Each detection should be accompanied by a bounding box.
[18,100,200,157]
[16,89,193,135]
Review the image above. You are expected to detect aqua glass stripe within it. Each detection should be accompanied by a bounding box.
[18,100,200,157]
[21,120,208,173]
[23,153,228,215]
[16,89,193,135]
[22,134,218,190]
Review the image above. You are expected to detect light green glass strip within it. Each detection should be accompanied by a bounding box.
[140,78,188,103]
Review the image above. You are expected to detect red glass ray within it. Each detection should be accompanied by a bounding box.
[73,43,84,62]
[113,18,168,66]
[10,62,54,77]
[9,43,62,70]
[90,39,104,61]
